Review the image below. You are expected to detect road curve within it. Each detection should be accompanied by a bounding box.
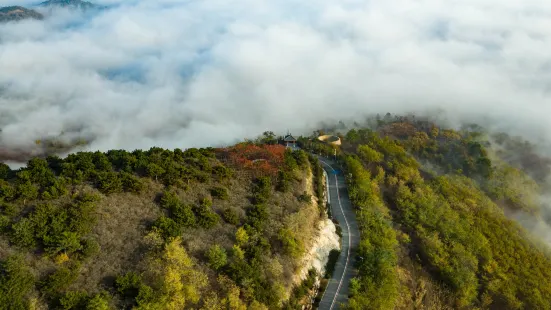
[317,157,360,310]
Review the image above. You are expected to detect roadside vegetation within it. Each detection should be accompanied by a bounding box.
[302,114,551,309]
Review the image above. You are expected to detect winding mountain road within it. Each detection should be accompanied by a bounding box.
[317,157,360,310]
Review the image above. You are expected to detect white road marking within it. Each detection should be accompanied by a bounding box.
[318,158,352,310]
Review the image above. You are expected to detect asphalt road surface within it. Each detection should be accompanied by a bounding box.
[317,157,361,310]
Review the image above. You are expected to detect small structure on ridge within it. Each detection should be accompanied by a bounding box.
[283,133,297,148]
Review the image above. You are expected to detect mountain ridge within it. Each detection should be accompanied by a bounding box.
[0,6,43,23]
[0,0,102,23]
[38,0,103,10]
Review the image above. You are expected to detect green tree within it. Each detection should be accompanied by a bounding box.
[86,293,111,310]
[171,204,196,228]
[278,229,304,258]
[121,172,144,193]
[0,163,10,180]
[11,218,36,248]
[16,181,38,204]
[222,208,239,225]
[210,187,229,200]
[0,255,35,310]
[146,163,165,182]
[59,291,89,309]
[208,245,228,271]
[152,216,181,240]
[194,199,219,229]
[116,272,141,298]
[53,231,82,254]
[357,145,383,163]
[41,264,80,295]
[96,172,123,194]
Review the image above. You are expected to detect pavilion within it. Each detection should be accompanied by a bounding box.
[283,133,297,148]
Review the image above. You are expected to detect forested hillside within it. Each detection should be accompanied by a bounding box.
[0,143,326,309]
[301,115,551,310]
[3,114,551,310]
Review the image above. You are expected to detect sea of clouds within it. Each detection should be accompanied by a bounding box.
[1,0,551,157]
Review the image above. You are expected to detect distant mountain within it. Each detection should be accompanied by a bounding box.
[38,0,103,11]
[0,6,43,22]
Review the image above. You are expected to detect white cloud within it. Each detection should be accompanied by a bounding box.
[0,0,551,158]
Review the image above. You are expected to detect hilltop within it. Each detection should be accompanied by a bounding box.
[39,0,103,11]
[0,0,101,23]
[0,6,43,23]
[0,141,328,309]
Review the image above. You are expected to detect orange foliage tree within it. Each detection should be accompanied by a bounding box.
[219,143,285,177]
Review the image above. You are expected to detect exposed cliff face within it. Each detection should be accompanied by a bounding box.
[294,169,339,283]
[295,218,340,282]
[0,6,43,23]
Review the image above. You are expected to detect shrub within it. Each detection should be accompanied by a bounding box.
[55,253,70,265]
[297,192,312,203]
[212,165,232,180]
[210,187,229,200]
[222,208,239,225]
[324,250,340,278]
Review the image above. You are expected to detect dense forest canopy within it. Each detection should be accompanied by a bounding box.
[300,114,551,309]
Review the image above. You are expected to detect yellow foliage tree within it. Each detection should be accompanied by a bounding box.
[235,227,249,246]
[137,237,207,310]
[218,275,247,310]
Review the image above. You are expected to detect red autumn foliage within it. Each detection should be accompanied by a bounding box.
[219,143,285,176]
